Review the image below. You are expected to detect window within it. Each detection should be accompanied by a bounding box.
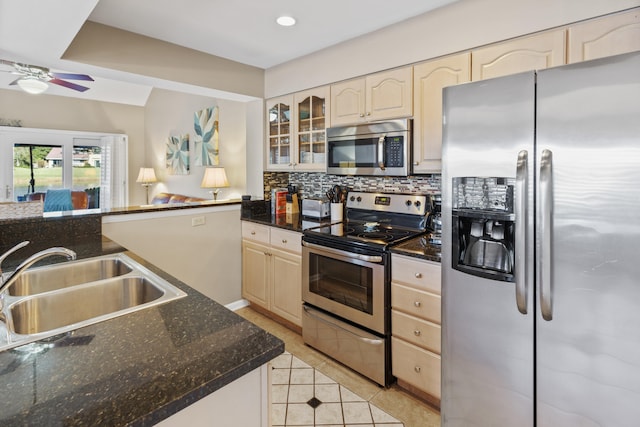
[0,128,128,210]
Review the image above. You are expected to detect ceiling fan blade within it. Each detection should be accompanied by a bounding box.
[50,72,94,81]
[8,78,21,85]
[49,78,90,92]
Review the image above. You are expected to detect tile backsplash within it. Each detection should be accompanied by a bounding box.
[263,172,441,200]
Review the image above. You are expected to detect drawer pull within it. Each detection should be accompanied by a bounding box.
[414,366,422,373]
[414,301,422,308]
[251,231,256,235]
[415,272,423,279]
[414,330,421,336]
[282,239,287,244]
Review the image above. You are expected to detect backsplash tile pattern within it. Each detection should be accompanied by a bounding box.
[264,172,441,200]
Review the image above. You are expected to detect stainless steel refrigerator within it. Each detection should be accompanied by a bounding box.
[441,51,640,427]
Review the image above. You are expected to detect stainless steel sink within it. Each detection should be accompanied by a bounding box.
[7,256,133,296]
[0,253,187,352]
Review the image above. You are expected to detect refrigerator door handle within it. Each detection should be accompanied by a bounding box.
[539,149,553,321]
[515,150,528,315]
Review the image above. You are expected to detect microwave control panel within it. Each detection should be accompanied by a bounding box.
[385,137,404,167]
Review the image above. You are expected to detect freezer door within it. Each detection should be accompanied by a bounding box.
[536,52,640,426]
[441,72,535,427]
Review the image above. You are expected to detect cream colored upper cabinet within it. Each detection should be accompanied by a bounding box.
[293,86,330,171]
[331,67,413,126]
[365,67,413,122]
[412,52,471,174]
[567,7,640,63]
[472,29,566,81]
[266,87,329,172]
[330,78,366,126]
[265,94,293,171]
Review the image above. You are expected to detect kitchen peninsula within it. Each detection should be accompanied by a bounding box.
[0,212,283,426]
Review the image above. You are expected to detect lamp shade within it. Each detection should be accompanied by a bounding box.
[17,78,48,95]
[136,167,158,184]
[201,167,229,189]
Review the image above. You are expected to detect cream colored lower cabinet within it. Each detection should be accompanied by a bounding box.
[241,221,302,327]
[391,253,442,402]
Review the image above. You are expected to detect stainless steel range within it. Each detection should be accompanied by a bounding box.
[302,191,431,386]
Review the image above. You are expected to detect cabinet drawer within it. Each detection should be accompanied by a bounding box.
[392,255,441,295]
[392,337,441,399]
[270,228,302,254]
[391,282,441,324]
[392,309,441,354]
[241,221,270,244]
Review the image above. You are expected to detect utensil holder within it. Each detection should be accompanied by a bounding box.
[330,203,343,222]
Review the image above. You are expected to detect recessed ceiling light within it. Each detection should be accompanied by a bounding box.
[276,16,296,27]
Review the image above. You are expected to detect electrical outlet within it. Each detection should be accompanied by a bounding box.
[191,216,206,227]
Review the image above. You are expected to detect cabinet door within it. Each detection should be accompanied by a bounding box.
[331,78,366,126]
[413,53,470,173]
[242,240,270,309]
[266,95,293,171]
[472,29,566,80]
[392,337,441,399]
[294,87,329,171]
[567,7,640,63]
[270,249,302,326]
[366,67,413,122]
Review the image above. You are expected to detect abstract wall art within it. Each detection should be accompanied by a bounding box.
[194,106,219,166]
[166,133,190,175]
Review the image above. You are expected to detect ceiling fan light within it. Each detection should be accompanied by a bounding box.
[17,78,48,94]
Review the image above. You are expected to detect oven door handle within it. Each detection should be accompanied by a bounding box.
[303,306,384,346]
[302,241,383,263]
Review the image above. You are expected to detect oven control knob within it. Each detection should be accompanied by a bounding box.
[405,200,412,207]
[414,200,422,208]
[350,196,355,202]
[356,196,362,202]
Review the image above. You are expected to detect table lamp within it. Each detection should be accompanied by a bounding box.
[136,167,158,204]
[201,167,229,201]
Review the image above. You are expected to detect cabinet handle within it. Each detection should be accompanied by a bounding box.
[414,301,421,308]
[282,239,287,244]
[414,330,421,336]
[415,272,422,279]
[366,112,371,116]
[414,161,419,166]
[359,113,365,118]
[251,231,256,235]
[414,366,422,373]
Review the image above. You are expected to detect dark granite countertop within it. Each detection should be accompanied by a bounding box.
[241,212,331,233]
[391,234,442,263]
[102,199,241,216]
[0,238,284,426]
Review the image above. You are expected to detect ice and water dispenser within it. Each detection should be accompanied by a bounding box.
[452,177,515,282]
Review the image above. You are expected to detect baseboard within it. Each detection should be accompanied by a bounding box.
[225,299,251,311]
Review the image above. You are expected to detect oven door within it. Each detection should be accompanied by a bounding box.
[302,241,386,334]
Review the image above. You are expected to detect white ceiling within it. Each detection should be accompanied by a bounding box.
[0,0,457,105]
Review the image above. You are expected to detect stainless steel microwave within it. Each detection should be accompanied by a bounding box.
[326,118,412,176]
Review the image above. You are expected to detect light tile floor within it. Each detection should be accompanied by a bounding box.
[270,351,403,426]
[236,307,441,427]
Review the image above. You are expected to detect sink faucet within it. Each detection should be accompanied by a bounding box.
[0,241,76,300]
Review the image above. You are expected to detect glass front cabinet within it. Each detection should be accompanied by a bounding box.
[266,86,330,171]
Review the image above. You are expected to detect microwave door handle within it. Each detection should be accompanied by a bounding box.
[378,135,386,170]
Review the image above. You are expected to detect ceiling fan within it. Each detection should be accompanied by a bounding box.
[0,59,94,94]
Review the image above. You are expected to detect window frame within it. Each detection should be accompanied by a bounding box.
[0,127,128,209]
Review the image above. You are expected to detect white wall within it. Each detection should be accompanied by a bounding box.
[102,205,242,305]
[245,99,265,199]
[264,0,640,97]
[143,88,248,202]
